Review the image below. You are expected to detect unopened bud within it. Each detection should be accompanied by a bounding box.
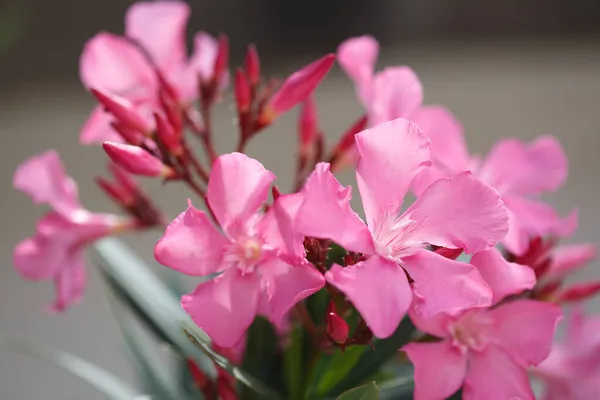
[326,302,349,345]
[555,281,600,303]
[434,247,463,260]
[91,88,152,134]
[299,97,319,158]
[245,44,261,87]
[330,115,368,172]
[110,122,145,146]
[235,69,251,114]
[213,34,229,85]
[108,163,139,200]
[271,185,282,200]
[154,113,182,156]
[96,176,133,206]
[102,142,175,178]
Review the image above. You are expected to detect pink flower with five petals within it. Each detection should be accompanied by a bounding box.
[154,153,325,348]
[13,151,132,311]
[295,118,509,338]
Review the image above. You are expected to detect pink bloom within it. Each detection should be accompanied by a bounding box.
[13,151,130,311]
[79,1,221,144]
[154,153,325,348]
[410,110,576,256]
[404,299,561,400]
[296,118,509,338]
[535,309,600,400]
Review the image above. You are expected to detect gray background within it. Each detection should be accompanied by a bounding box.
[1,0,600,398]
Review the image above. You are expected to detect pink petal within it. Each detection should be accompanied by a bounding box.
[470,247,536,304]
[91,88,154,134]
[488,300,562,367]
[463,346,534,400]
[367,67,423,125]
[326,256,412,338]
[80,106,124,145]
[403,250,492,318]
[258,193,306,259]
[405,171,509,254]
[13,234,66,280]
[355,118,431,227]
[547,243,597,279]
[125,1,190,72]
[207,153,276,234]
[260,257,325,324]
[408,307,453,339]
[79,32,155,95]
[182,268,261,348]
[154,203,229,276]
[478,136,567,196]
[403,341,467,400]
[50,256,87,312]
[13,150,81,216]
[337,35,379,89]
[296,163,374,254]
[189,32,220,83]
[102,142,172,177]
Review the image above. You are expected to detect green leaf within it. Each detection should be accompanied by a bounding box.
[378,376,414,400]
[308,345,366,397]
[326,243,347,268]
[325,317,416,397]
[0,337,142,400]
[283,327,305,400]
[335,382,379,400]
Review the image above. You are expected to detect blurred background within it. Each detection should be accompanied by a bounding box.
[1,0,600,398]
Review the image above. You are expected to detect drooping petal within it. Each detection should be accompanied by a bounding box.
[13,150,81,216]
[547,243,597,279]
[367,67,423,125]
[326,256,412,338]
[79,32,155,95]
[355,118,431,227]
[403,341,468,400]
[296,163,374,254]
[182,268,261,348]
[80,106,124,145]
[403,250,492,318]
[337,35,379,90]
[258,193,306,259]
[154,203,229,276]
[50,256,87,312]
[404,172,509,254]
[470,247,536,304]
[260,257,325,324]
[478,136,567,196]
[488,300,562,367]
[463,346,535,400]
[207,153,275,234]
[125,1,190,72]
[13,235,66,280]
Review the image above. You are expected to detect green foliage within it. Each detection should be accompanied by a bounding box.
[335,382,380,400]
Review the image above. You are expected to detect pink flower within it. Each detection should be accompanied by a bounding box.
[154,153,325,348]
[79,1,221,144]
[534,309,600,400]
[295,118,509,338]
[410,109,576,256]
[404,299,562,400]
[13,151,131,311]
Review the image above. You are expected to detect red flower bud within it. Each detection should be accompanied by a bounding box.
[102,142,175,178]
[556,281,600,303]
[235,69,251,114]
[434,247,463,260]
[245,44,261,87]
[91,88,152,134]
[154,113,182,156]
[110,122,145,146]
[108,163,139,200]
[95,176,133,206]
[330,115,368,172]
[326,302,349,345]
[213,34,229,84]
[299,97,319,154]
[271,185,282,200]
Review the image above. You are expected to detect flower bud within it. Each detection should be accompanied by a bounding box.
[326,302,349,345]
[434,247,463,260]
[91,88,152,134]
[299,97,319,157]
[110,122,145,146]
[330,115,368,171]
[102,142,175,178]
[154,113,182,156]
[555,281,600,303]
[245,44,261,87]
[213,34,229,85]
[95,176,133,206]
[235,69,251,114]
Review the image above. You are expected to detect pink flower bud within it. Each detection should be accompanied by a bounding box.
[330,115,368,171]
[110,122,145,146]
[326,302,349,345]
[299,97,318,152]
[259,54,335,125]
[556,281,600,303]
[95,176,133,206]
[245,44,261,86]
[102,142,175,178]
[213,34,229,84]
[235,69,251,114]
[154,113,182,156]
[91,88,152,134]
[108,163,139,200]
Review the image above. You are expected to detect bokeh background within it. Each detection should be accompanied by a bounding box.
[1,0,600,398]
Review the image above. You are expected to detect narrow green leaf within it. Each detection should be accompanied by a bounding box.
[283,327,305,400]
[378,376,414,400]
[335,382,379,400]
[0,337,142,400]
[309,345,365,397]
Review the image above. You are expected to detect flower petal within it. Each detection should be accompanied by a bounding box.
[403,250,492,318]
[207,153,276,233]
[260,257,325,324]
[463,346,535,400]
[189,32,221,83]
[478,136,567,196]
[296,163,374,254]
[405,171,509,254]
[367,67,423,125]
[13,150,81,215]
[337,35,379,93]
[50,256,87,312]
[403,341,467,400]
[155,202,228,276]
[326,256,412,338]
[125,1,190,72]
[408,307,453,339]
[488,300,562,366]
[80,106,124,145]
[259,193,306,259]
[470,247,536,304]
[79,32,155,95]
[182,268,261,348]
[355,118,431,227]
[547,243,597,279]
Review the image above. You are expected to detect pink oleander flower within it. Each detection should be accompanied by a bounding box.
[80,1,221,144]
[154,152,325,348]
[295,118,509,338]
[404,298,562,400]
[13,151,133,311]
[534,309,600,400]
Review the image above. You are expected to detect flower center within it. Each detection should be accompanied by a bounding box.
[226,236,264,274]
[371,211,424,261]
[449,310,492,353]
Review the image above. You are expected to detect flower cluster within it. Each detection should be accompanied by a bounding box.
[13,2,599,399]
